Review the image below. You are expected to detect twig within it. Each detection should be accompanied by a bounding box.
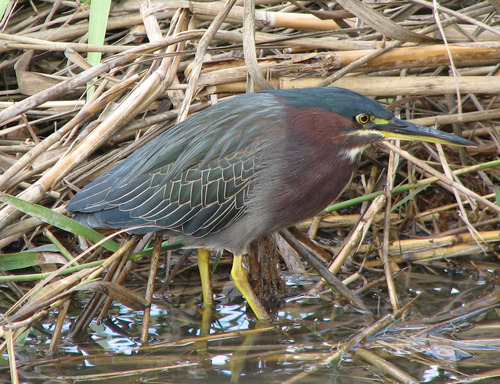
[382,141,500,215]
[177,0,237,123]
[242,0,273,90]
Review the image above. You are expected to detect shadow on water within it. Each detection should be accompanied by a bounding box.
[3,257,500,384]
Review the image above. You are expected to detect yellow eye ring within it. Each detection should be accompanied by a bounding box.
[356,114,370,125]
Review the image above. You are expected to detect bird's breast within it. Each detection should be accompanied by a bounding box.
[254,104,359,232]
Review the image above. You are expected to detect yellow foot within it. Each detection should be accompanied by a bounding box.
[197,248,214,307]
[231,254,270,320]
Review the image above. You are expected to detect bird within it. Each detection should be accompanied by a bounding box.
[66,87,474,320]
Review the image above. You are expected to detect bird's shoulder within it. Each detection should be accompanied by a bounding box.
[115,93,286,179]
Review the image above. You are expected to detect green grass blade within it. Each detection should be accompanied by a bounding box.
[0,252,39,271]
[87,0,112,99]
[0,193,119,252]
[87,0,111,66]
[0,0,9,22]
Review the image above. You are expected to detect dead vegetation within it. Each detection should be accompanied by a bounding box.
[0,0,499,383]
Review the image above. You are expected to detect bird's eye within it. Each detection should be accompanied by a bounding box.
[356,114,370,125]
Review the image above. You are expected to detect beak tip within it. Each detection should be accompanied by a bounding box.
[386,119,477,147]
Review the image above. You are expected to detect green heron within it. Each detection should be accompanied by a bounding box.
[67,87,473,319]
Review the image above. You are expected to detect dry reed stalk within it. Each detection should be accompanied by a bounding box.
[242,0,273,90]
[178,0,237,122]
[0,30,205,122]
[355,348,418,384]
[190,1,343,30]
[0,33,205,230]
[213,29,379,50]
[283,298,419,384]
[381,145,401,311]
[5,329,19,384]
[298,213,399,229]
[309,194,386,294]
[355,229,500,265]
[383,142,500,214]
[194,43,500,89]
[141,233,162,342]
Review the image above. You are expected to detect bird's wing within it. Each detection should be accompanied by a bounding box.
[67,93,283,236]
[95,147,256,236]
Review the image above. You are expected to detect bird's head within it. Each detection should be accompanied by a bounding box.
[268,87,475,153]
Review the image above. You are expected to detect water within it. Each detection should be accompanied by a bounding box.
[3,259,500,384]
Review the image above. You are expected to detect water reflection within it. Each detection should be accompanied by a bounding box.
[4,263,500,383]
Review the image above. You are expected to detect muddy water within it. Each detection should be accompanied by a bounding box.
[4,260,500,383]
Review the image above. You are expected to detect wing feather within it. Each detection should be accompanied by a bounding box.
[67,92,284,237]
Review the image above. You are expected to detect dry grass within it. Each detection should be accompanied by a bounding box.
[0,1,499,383]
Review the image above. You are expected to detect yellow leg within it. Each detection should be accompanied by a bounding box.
[231,254,270,320]
[197,248,213,307]
[194,304,214,358]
